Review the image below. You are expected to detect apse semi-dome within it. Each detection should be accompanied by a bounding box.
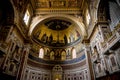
[31,18,82,48]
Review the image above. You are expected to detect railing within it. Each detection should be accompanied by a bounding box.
[35,8,81,14]
[101,27,120,54]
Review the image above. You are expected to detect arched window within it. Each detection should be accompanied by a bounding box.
[72,47,76,59]
[39,48,44,58]
[61,50,66,60]
[50,51,55,60]
[86,9,91,25]
[23,9,30,25]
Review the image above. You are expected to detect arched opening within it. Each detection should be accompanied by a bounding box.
[39,48,44,58]
[61,50,66,60]
[0,0,14,25]
[97,0,110,22]
[0,0,14,41]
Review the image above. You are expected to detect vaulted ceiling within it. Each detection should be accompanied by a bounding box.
[29,0,95,49]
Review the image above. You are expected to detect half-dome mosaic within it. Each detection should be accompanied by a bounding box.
[31,19,81,48]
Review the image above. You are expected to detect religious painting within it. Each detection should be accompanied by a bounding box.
[61,50,66,60]
[32,19,81,48]
[50,50,55,60]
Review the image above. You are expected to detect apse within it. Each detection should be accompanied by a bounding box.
[31,18,82,48]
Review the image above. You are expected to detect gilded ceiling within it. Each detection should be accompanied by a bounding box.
[36,0,83,8]
[35,0,85,14]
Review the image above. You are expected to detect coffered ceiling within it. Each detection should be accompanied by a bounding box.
[36,0,84,8]
[34,0,85,15]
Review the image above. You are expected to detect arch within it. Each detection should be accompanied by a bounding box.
[50,50,55,60]
[97,0,120,30]
[29,14,87,38]
[0,0,14,25]
[61,50,66,60]
[97,0,110,22]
